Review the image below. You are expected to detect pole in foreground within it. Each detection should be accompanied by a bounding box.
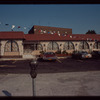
[29,59,38,96]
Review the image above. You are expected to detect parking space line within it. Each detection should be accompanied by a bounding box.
[0,65,16,67]
[77,60,83,62]
[12,60,17,64]
[56,59,62,63]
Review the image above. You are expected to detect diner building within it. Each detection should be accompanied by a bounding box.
[0,25,100,58]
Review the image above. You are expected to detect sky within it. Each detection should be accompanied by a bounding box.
[0,4,100,34]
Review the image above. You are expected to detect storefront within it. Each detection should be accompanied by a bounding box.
[0,26,100,58]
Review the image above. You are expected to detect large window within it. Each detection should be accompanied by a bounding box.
[79,41,89,50]
[93,42,100,49]
[24,43,43,53]
[36,43,43,50]
[5,40,19,52]
[47,42,59,50]
[63,41,74,50]
[24,45,34,53]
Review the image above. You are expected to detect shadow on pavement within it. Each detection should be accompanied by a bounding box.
[2,90,12,96]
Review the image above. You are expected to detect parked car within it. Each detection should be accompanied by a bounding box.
[72,51,92,59]
[91,51,100,59]
[81,51,92,59]
[42,52,57,61]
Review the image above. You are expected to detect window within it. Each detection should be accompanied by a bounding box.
[79,41,89,50]
[24,45,34,53]
[41,30,43,32]
[47,42,59,50]
[93,42,100,49]
[64,41,74,50]
[43,30,46,33]
[34,29,36,31]
[37,43,43,50]
[24,43,43,53]
[58,31,60,34]
[5,40,19,52]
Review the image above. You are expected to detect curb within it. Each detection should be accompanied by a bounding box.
[57,56,72,59]
[0,56,72,61]
[0,58,33,61]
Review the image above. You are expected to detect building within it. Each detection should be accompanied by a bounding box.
[0,31,24,58]
[0,25,100,58]
[28,25,72,35]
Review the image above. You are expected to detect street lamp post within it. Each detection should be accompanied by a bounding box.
[29,59,38,96]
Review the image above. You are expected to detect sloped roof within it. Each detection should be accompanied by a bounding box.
[70,34,100,41]
[24,34,68,41]
[0,31,100,41]
[0,31,25,39]
[24,33,100,41]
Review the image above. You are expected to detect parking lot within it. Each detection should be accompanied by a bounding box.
[0,58,100,96]
[0,58,100,74]
[37,58,100,73]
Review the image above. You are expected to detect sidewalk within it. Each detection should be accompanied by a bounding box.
[0,71,100,96]
[0,58,32,61]
[0,55,36,61]
[0,74,33,96]
[0,56,71,61]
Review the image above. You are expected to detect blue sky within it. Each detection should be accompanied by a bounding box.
[0,4,100,34]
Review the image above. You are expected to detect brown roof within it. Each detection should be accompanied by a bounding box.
[25,34,63,41]
[24,33,100,41]
[70,34,100,41]
[0,31,24,39]
[0,31,100,41]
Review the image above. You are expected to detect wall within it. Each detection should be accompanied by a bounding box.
[17,40,23,56]
[1,40,7,56]
[28,25,72,35]
[39,41,100,54]
[1,39,100,58]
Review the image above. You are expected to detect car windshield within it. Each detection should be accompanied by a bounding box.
[79,51,87,54]
[44,52,55,55]
[82,51,87,53]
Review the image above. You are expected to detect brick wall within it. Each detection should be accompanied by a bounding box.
[28,25,72,35]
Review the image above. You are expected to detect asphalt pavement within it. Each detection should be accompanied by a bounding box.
[0,58,100,96]
[0,72,100,96]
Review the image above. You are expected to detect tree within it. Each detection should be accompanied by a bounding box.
[86,30,96,34]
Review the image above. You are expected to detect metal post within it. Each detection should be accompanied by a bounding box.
[32,78,36,96]
[29,59,38,96]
